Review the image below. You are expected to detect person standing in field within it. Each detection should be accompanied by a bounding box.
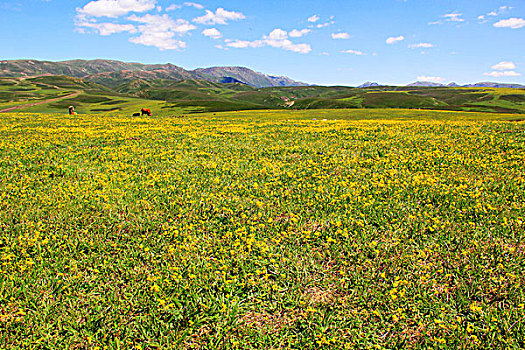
[68,106,77,115]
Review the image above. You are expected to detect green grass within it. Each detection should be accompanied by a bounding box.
[0,109,524,349]
[20,96,181,115]
[2,76,525,115]
[500,94,525,103]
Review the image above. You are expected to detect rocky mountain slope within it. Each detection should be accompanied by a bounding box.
[0,59,307,88]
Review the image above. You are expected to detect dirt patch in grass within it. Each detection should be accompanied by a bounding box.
[239,311,295,334]
[302,286,336,305]
[184,324,213,349]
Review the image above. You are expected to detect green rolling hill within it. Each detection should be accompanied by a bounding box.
[1,72,524,115]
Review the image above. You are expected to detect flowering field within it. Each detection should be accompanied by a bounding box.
[1,110,524,349]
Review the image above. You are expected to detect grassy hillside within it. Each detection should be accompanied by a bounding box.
[0,76,189,115]
[1,76,524,115]
[0,77,79,111]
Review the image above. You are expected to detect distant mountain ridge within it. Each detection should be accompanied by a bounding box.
[358,81,380,88]
[357,81,525,89]
[194,67,304,88]
[405,81,525,89]
[464,82,525,89]
[0,59,308,88]
[407,81,445,87]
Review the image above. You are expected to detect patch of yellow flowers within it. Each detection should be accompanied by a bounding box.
[0,111,523,349]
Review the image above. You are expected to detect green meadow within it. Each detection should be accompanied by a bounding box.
[1,76,525,116]
[0,109,523,349]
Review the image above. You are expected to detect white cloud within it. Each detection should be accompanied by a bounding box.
[224,39,261,49]
[488,6,511,16]
[484,71,521,77]
[308,14,320,23]
[317,21,334,28]
[492,61,516,70]
[494,18,525,29]
[129,33,186,50]
[202,27,222,39]
[226,28,311,54]
[486,61,520,78]
[129,14,195,33]
[289,29,311,38]
[267,29,287,40]
[184,2,203,9]
[331,32,351,39]
[478,6,512,22]
[417,76,446,82]
[75,2,199,51]
[76,20,137,35]
[386,35,404,44]
[444,12,464,22]
[341,49,363,55]
[225,40,255,48]
[193,8,245,25]
[166,2,203,11]
[165,4,181,11]
[127,14,195,50]
[77,0,156,18]
[262,29,311,53]
[408,42,434,49]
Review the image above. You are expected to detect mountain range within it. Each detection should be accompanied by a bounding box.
[399,81,524,89]
[0,59,308,88]
[2,59,524,89]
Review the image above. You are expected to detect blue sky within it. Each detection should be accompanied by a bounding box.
[0,0,524,86]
